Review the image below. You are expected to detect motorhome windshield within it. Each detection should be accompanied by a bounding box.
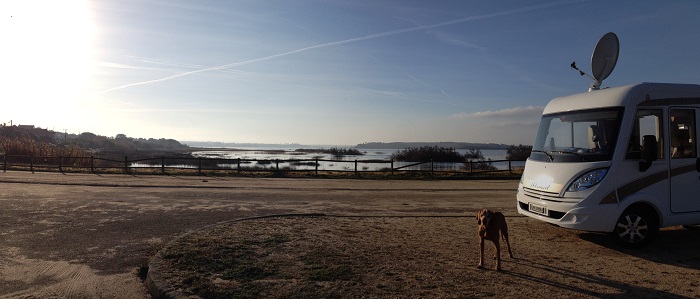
[531,108,623,162]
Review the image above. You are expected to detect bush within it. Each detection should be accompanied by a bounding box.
[0,136,92,166]
[0,136,88,157]
[390,146,464,162]
[297,147,363,160]
[506,144,532,161]
[327,147,362,159]
[462,148,497,171]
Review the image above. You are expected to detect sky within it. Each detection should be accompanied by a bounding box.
[3,0,700,146]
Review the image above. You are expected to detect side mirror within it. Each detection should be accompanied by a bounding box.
[639,135,658,172]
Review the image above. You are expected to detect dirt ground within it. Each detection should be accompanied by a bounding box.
[154,216,700,298]
[0,171,699,298]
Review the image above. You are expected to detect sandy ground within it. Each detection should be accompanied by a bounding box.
[154,216,700,298]
[0,171,699,298]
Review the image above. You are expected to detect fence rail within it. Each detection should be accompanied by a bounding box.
[1,154,525,176]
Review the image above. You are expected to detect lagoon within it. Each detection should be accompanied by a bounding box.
[189,147,522,172]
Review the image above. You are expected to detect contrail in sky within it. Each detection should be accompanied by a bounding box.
[98,0,586,95]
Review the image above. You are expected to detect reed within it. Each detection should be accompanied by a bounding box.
[0,136,89,157]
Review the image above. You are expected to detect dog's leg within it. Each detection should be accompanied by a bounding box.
[477,237,485,269]
[494,239,501,271]
[501,221,514,259]
[502,231,514,259]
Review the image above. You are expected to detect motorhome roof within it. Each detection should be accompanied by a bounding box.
[543,82,700,115]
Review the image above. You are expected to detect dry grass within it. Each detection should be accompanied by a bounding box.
[156,216,471,298]
[0,137,88,157]
[152,215,700,299]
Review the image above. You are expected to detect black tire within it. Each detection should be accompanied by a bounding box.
[611,207,658,248]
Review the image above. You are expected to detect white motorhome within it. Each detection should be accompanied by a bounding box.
[516,82,700,247]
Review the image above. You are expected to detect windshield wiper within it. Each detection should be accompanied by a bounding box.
[550,150,587,161]
[532,150,554,161]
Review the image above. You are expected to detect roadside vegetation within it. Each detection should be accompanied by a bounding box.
[391,146,498,171]
[390,146,464,162]
[296,147,363,159]
[0,136,88,157]
[0,125,187,155]
[506,144,533,161]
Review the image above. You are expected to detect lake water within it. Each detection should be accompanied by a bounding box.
[188,147,523,172]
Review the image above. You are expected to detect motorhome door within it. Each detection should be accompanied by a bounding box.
[669,108,700,213]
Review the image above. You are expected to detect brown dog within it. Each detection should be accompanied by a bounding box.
[476,209,513,271]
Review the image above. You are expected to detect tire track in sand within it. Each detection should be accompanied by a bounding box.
[0,247,148,299]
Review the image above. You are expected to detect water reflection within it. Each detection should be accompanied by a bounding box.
[182,148,522,172]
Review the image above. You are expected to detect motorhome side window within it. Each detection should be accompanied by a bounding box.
[670,108,697,158]
[626,109,664,160]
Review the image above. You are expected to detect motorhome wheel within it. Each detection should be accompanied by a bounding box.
[612,207,658,248]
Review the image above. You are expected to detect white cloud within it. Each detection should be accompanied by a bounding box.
[452,106,544,119]
[430,31,486,51]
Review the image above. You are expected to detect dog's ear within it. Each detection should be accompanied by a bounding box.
[476,211,482,225]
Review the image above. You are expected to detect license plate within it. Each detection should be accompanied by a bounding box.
[528,203,548,216]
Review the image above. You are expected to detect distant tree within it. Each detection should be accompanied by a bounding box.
[464,148,483,160]
[391,146,464,162]
[80,132,98,139]
[506,144,533,160]
[463,148,496,171]
[327,147,362,159]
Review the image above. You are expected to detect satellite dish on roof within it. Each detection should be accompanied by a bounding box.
[590,32,619,89]
[570,32,620,91]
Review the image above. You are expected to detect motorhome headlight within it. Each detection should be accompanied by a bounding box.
[568,168,608,192]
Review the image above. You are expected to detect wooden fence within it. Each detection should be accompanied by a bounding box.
[0,154,525,176]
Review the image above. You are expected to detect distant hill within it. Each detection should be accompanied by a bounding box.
[0,125,188,153]
[184,141,515,150]
[355,142,510,150]
[183,141,309,149]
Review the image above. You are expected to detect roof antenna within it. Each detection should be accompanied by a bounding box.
[570,32,620,92]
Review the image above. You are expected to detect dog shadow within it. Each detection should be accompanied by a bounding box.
[578,226,700,270]
[502,257,694,299]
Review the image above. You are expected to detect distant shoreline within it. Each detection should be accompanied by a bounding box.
[355,142,510,150]
[183,141,518,151]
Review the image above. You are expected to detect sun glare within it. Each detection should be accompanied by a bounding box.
[1,0,95,126]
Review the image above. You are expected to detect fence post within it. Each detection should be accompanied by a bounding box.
[161,156,165,174]
[58,155,63,173]
[354,159,358,175]
[237,158,241,173]
[124,156,129,174]
[391,159,394,175]
[508,159,512,174]
[315,159,318,175]
[276,159,279,171]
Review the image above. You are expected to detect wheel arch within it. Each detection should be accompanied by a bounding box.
[609,201,661,248]
[620,201,661,226]
[611,197,663,232]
